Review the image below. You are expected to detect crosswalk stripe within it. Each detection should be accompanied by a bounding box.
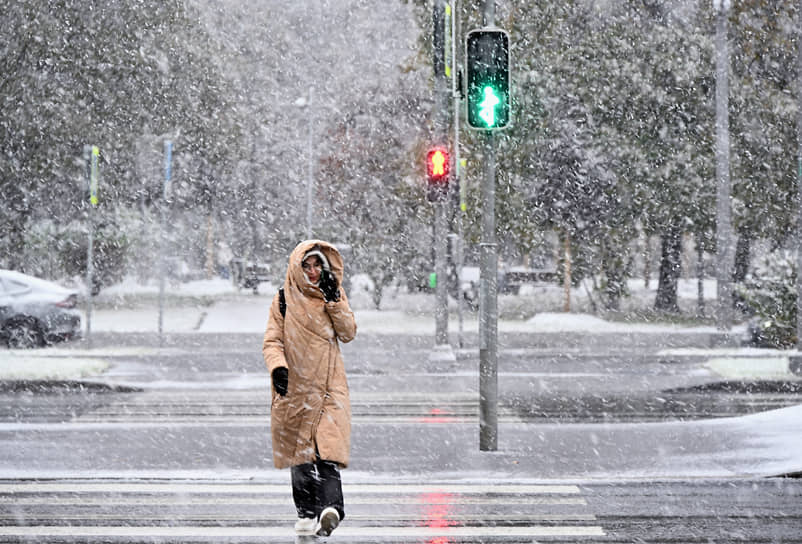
[0,483,580,494]
[0,513,598,522]
[0,480,605,538]
[0,525,606,538]
[1,496,588,506]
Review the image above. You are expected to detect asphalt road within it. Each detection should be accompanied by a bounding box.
[0,477,800,543]
[0,331,800,542]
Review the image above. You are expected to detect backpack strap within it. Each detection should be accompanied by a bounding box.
[278,287,286,318]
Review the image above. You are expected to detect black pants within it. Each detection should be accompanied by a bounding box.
[291,459,344,521]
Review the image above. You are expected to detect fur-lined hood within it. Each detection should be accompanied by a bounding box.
[286,240,344,298]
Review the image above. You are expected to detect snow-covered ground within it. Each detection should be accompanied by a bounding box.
[0,275,782,382]
[0,351,109,381]
[81,275,731,337]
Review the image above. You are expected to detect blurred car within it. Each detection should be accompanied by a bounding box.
[499,266,558,294]
[0,270,82,348]
[230,259,271,294]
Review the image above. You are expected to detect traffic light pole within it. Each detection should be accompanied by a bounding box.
[478,0,498,452]
[479,130,498,451]
[431,0,454,360]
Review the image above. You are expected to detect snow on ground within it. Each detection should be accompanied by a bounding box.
[102,276,240,297]
[705,357,797,380]
[707,403,802,477]
[525,312,719,333]
[0,351,108,380]
[0,274,774,380]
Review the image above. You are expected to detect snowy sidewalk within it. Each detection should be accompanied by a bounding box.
[84,294,728,336]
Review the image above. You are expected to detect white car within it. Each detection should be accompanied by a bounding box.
[0,270,82,348]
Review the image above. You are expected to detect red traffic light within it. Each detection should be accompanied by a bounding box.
[426,148,450,183]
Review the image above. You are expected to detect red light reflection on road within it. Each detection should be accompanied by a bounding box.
[419,407,455,424]
[420,491,456,544]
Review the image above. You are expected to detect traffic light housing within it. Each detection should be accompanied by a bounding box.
[466,29,510,130]
[426,147,450,201]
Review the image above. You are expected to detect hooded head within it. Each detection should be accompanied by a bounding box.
[285,240,344,298]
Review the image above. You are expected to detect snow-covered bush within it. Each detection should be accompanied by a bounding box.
[737,250,796,348]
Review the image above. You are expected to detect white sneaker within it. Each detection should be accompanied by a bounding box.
[316,507,340,537]
[294,517,316,535]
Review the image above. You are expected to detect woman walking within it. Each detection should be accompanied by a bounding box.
[263,240,357,537]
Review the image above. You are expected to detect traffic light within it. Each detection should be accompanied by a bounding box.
[427,148,449,182]
[466,29,510,130]
[426,147,450,201]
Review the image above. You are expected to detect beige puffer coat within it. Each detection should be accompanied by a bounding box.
[262,240,357,469]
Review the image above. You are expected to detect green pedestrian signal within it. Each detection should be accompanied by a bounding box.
[466,29,510,130]
[479,86,501,126]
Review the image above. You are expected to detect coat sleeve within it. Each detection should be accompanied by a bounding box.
[325,290,357,343]
[262,293,288,374]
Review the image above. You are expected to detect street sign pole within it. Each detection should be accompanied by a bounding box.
[158,140,172,346]
[84,145,99,349]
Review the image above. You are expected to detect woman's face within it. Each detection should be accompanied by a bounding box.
[302,255,323,284]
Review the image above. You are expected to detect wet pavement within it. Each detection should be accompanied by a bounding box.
[1,477,801,542]
[1,331,801,542]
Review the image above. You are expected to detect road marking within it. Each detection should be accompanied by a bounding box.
[0,415,534,430]
[0,479,605,538]
[0,513,598,522]
[0,482,580,494]
[0,525,606,538]
[1,496,588,506]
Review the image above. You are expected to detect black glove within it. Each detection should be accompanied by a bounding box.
[319,270,340,302]
[272,367,288,396]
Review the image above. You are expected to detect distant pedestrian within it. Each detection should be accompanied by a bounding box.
[262,240,357,537]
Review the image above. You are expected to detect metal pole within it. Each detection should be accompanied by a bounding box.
[714,0,733,332]
[158,140,172,346]
[479,130,498,451]
[796,0,802,349]
[478,0,498,453]
[306,86,315,240]
[433,0,452,352]
[452,0,465,349]
[83,146,93,349]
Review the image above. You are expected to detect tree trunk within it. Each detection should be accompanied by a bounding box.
[603,263,622,312]
[370,272,384,310]
[205,212,215,279]
[733,231,751,283]
[733,230,751,313]
[696,236,705,317]
[655,225,682,313]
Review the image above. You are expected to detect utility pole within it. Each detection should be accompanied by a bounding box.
[714,0,734,333]
[478,0,498,452]
[306,86,315,240]
[796,0,802,351]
